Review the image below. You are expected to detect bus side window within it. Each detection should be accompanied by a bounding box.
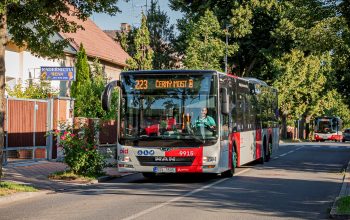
[236,93,244,131]
[249,94,256,130]
[231,93,237,132]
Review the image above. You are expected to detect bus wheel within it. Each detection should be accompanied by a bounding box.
[265,141,272,162]
[142,172,156,178]
[258,146,265,164]
[222,151,236,178]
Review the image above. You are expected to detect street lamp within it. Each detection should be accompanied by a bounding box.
[225,24,232,74]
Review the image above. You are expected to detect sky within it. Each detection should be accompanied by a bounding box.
[91,0,183,30]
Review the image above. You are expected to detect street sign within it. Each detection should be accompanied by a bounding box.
[40,66,75,81]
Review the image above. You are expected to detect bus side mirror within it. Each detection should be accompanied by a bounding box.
[102,80,120,111]
[232,126,237,132]
[221,88,229,115]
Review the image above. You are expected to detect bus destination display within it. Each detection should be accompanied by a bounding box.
[135,79,194,90]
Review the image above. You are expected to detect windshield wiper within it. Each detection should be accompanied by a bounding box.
[185,127,205,144]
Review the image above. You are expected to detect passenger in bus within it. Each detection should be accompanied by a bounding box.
[195,107,216,130]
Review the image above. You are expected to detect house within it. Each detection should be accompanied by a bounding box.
[104,23,132,40]
[5,13,130,97]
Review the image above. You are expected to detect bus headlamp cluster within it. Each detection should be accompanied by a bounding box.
[203,156,216,163]
[119,156,131,162]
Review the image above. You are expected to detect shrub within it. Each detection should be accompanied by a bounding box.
[53,127,106,177]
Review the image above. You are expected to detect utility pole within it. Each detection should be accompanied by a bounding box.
[224,24,232,74]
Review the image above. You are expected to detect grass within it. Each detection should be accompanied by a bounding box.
[48,170,100,183]
[0,181,37,196]
[336,196,350,214]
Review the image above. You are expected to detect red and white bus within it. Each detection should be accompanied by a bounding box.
[314,116,343,142]
[102,70,279,177]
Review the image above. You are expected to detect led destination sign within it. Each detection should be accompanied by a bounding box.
[135,79,194,90]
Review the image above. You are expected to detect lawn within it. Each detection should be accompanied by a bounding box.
[48,170,98,183]
[0,181,37,196]
[337,196,350,214]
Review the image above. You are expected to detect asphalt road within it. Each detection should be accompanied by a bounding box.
[1,142,350,220]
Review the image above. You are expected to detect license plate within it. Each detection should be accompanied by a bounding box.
[154,167,176,173]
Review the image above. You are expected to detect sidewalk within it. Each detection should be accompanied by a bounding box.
[2,161,130,191]
[330,160,350,219]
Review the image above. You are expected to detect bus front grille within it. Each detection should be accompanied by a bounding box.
[136,156,195,166]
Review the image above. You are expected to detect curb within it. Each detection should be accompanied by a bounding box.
[0,190,51,206]
[97,172,135,183]
[330,160,350,219]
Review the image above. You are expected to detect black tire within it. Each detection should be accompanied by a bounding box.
[142,172,156,178]
[221,151,237,178]
[258,145,265,164]
[343,139,346,142]
[265,140,272,162]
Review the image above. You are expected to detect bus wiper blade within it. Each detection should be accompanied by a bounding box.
[186,131,205,144]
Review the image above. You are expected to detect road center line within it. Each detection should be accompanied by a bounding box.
[121,168,252,220]
[274,146,304,160]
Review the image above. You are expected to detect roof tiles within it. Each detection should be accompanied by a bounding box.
[60,15,130,67]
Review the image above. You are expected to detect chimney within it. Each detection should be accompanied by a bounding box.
[120,23,131,32]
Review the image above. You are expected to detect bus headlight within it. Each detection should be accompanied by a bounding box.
[119,156,131,162]
[203,156,216,163]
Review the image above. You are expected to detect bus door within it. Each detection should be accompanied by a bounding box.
[219,75,230,170]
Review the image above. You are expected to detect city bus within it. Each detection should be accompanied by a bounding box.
[314,116,342,142]
[102,70,279,177]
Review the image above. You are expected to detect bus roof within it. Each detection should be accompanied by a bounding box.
[243,77,268,86]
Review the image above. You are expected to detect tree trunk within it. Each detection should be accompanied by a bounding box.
[299,116,306,140]
[0,13,7,181]
[305,115,312,141]
[281,113,288,139]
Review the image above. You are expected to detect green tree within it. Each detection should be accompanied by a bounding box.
[337,0,350,106]
[126,13,153,70]
[90,58,118,120]
[71,44,94,117]
[184,10,237,70]
[71,47,117,119]
[170,0,282,76]
[271,50,327,137]
[146,1,175,69]
[0,1,122,180]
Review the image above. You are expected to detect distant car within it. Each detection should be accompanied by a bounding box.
[343,128,350,142]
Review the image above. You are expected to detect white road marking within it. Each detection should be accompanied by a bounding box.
[274,146,304,159]
[121,168,252,220]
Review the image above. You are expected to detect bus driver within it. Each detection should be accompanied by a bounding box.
[195,107,216,130]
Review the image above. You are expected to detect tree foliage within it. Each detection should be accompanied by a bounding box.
[146,1,176,69]
[272,49,328,121]
[6,81,58,99]
[71,44,94,117]
[71,45,118,119]
[184,10,237,70]
[125,13,153,70]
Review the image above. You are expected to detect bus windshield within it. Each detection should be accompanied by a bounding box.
[315,117,340,133]
[120,72,218,146]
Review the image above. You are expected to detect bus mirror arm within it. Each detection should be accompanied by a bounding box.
[102,80,120,111]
